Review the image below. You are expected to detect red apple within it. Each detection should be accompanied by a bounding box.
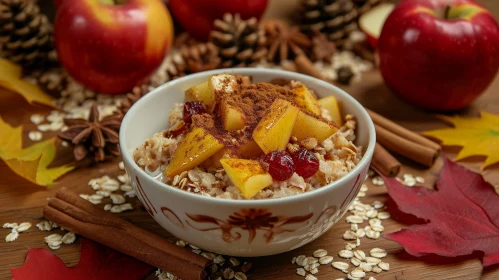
[359,3,395,49]
[378,0,499,111]
[55,0,173,94]
[169,0,268,41]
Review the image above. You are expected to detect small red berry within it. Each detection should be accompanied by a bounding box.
[291,148,319,178]
[264,150,295,181]
[183,101,206,124]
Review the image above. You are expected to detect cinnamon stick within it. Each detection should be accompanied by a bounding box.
[294,54,326,81]
[43,187,210,280]
[373,143,401,177]
[367,109,441,152]
[375,124,438,167]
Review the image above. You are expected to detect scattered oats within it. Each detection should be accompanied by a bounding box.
[3,223,18,229]
[356,238,360,246]
[192,249,201,254]
[353,250,365,260]
[345,243,356,250]
[356,191,366,197]
[332,261,349,272]
[120,184,133,192]
[350,257,361,267]
[372,201,384,209]
[61,141,69,147]
[88,195,103,205]
[119,203,133,212]
[241,262,252,273]
[372,266,382,273]
[110,194,126,205]
[306,257,319,264]
[350,224,358,231]
[176,240,186,247]
[62,232,76,244]
[96,190,111,197]
[223,267,234,279]
[370,248,387,258]
[346,215,364,224]
[79,194,89,200]
[213,255,225,264]
[377,211,391,220]
[351,268,366,278]
[369,218,381,227]
[339,250,354,258]
[343,230,357,240]
[296,255,306,266]
[229,257,240,266]
[355,229,365,238]
[30,114,44,124]
[371,224,385,232]
[117,174,129,183]
[37,124,51,132]
[313,249,328,258]
[366,209,378,218]
[16,222,31,232]
[360,262,372,272]
[292,256,296,264]
[45,233,63,250]
[369,277,376,280]
[118,161,125,170]
[234,272,247,280]
[44,233,62,242]
[201,252,216,260]
[305,274,317,280]
[28,131,42,141]
[124,190,136,197]
[415,176,425,183]
[36,220,54,231]
[371,176,384,186]
[319,256,334,264]
[404,177,416,187]
[310,267,319,274]
[110,205,122,213]
[189,244,200,249]
[360,184,368,192]
[104,204,112,211]
[378,261,390,271]
[365,257,381,265]
[297,268,306,276]
[5,231,19,242]
[347,273,360,280]
[366,229,380,239]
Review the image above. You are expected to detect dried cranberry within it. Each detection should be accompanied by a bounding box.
[264,150,295,181]
[183,101,206,124]
[291,148,319,178]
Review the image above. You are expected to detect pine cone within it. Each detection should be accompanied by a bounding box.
[0,0,55,69]
[167,42,221,79]
[119,84,151,113]
[297,0,360,48]
[210,13,267,67]
[58,103,122,162]
[263,19,312,64]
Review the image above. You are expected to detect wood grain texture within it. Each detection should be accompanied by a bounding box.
[1,1,499,279]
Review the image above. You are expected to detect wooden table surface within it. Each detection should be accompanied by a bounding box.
[1,1,499,279]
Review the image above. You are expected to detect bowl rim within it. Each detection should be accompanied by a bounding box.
[120,68,376,206]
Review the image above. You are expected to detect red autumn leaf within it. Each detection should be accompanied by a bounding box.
[384,156,499,267]
[11,238,154,280]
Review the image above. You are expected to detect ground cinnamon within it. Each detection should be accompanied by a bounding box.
[43,187,210,280]
[367,109,441,152]
[375,124,438,167]
[373,143,401,177]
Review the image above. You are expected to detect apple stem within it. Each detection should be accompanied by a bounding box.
[444,5,452,19]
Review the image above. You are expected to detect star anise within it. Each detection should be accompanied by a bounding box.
[263,20,312,64]
[310,31,337,63]
[58,103,122,162]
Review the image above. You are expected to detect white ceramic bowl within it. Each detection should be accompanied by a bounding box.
[120,68,375,257]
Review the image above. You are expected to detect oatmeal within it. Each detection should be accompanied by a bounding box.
[133,74,363,199]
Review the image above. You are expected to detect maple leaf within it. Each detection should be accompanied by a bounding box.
[384,156,499,267]
[0,58,56,108]
[424,111,499,169]
[11,238,154,280]
[0,117,74,186]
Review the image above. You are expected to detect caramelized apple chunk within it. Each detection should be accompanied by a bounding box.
[290,84,321,115]
[318,96,343,126]
[220,98,246,131]
[292,111,339,142]
[220,158,273,199]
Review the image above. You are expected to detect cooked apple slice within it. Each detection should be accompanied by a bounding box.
[290,84,321,115]
[237,139,263,158]
[220,158,273,199]
[292,111,339,142]
[318,96,343,126]
[165,127,224,178]
[252,99,300,154]
[200,148,232,169]
[185,81,215,110]
[220,98,246,131]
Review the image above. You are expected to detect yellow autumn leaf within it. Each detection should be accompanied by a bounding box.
[0,58,56,108]
[424,111,499,170]
[0,117,74,186]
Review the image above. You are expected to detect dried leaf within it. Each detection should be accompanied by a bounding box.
[0,117,74,186]
[0,58,55,108]
[384,156,499,267]
[11,238,154,280]
[424,111,499,169]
